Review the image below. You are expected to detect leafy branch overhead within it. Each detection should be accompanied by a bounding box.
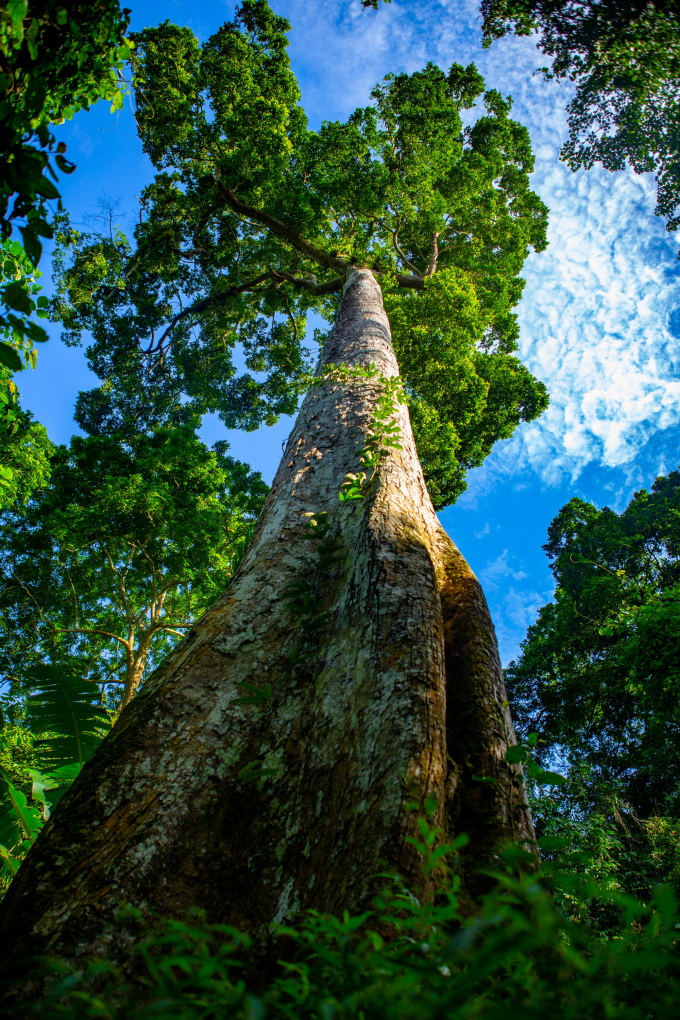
[52,0,549,508]
[481,1,680,236]
[0,1,133,377]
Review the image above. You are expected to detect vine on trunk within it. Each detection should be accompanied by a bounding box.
[236,364,408,782]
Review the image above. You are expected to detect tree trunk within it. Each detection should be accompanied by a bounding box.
[0,269,534,973]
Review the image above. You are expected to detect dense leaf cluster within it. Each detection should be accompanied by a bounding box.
[0,0,132,376]
[0,664,111,882]
[0,0,132,253]
[0,426,268,709]
[51,0,549,507]
[0,368,51,508]
[506,470,680,909]
[481,1,680,234]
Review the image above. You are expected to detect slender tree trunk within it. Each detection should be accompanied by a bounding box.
[0,269,534,974]
[120,632,152,711]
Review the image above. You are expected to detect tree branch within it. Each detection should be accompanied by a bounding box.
[145,272,275,355]
[391,222,420,276]
[426,232,440,277]
[217,185,351,274]
[271,269,343,295]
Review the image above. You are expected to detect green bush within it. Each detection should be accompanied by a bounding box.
[6,842,679,1019]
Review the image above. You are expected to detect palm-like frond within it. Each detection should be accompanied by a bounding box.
[24,664,111,769]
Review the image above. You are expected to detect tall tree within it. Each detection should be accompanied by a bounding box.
[481,1,680,236]
[0,425,268,710]
[52,1,548,509]
[0,1,544,976]
[505,471,680,902]
[506,470,680,817]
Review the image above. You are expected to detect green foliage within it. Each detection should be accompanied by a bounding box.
[506,469,680,906]
[0,663,111,887]
[0,0,132,252]
[7,847,680,1018]
[50,0,548,507]
[384,265,548,508]
[22,662,110,769]
[0,0,132,382]
[0,237,49,375]
[480,1,680,234]
[0,425,269,708]
[530,782,680,928]
[0,371,52,509]
[506,469,680,816]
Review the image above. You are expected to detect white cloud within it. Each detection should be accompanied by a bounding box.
[495,586,550,664]
[474,522,490,538]
[479,550,528,590]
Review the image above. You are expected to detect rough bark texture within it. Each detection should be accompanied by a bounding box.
[0,269,534,976]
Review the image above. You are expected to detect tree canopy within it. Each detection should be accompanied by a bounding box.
[481,1,680,236]
[51,0,549,508]
[0,425,268,710]
[506,470,680,820]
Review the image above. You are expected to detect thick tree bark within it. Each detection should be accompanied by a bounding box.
[0,269,534,975]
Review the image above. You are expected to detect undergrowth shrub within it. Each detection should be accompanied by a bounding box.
[5,842,679,1019]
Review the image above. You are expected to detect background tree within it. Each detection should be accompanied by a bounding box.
[0,424,268,710]
[505,469,680,908]
[0,366,51,509]
[51,0,548,509]
[480,1,680,238]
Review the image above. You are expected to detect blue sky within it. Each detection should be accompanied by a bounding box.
[17,0,680,664]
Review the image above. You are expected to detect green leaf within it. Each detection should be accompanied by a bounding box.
[428,843,460,864]
[471,775,496,785]
[238,760,281,782]
[55,154,76,175]
[110,90,124,112]
[2,281,32,314]
[0,768,41,845]
[19,227,42,266]
[0,844,19,877]
[504,744,527,765]
[8,0,28,35]
[23,664,111,769]
[26,320,49,343]
[538,835,570,852]
[534,770,568,787]
[29,217,53,240]
[0,342,22,373]
[230,681,272,706]
[34,177,60,201]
